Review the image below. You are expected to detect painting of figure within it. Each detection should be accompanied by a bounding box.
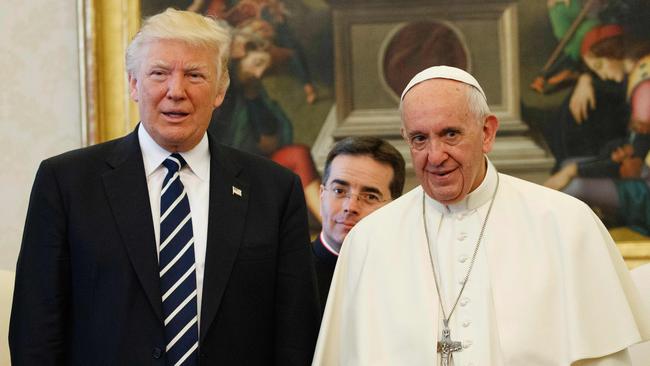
[136,0,650,237]
[522,0,650,234]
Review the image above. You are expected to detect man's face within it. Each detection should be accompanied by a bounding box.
[237,50,271,83]
[583,53,625,83]
[320,154,394,248]
[401,79,498,204]
[129,39,225,152]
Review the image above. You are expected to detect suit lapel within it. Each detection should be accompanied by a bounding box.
[102,130,163,322]
[200,139,250,342]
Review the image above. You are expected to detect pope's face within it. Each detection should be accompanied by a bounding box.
[320,154,394,248]
[401,79,498,204]
[129,39,225,152]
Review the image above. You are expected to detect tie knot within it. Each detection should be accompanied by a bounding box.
[162,153,187,174]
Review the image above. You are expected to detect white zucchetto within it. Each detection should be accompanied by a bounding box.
[400,65,487,102]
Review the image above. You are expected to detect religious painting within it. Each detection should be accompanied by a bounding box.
[84,0,650,263]
[140,0,333,146]
[381,20,470,99]
[520,0,650,240]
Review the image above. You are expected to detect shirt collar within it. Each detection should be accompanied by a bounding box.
[138,124,210,180]
[426,156,498,214]
[319,232,340,256]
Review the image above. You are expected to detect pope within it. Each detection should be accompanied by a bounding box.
[312,66,650,366]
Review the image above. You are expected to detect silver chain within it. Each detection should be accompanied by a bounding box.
[422,173,499,325]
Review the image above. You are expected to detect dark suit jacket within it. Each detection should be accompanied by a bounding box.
[311,235,338,313]
[9,128,320,365]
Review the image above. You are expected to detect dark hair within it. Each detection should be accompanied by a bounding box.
[590,35,650,61]
[322,137,406,199]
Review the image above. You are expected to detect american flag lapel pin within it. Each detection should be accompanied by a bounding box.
[232,186,242,197]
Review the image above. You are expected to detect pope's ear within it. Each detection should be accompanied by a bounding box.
[128,74,139,102]
[482,115,499,154]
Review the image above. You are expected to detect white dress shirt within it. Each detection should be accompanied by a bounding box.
[138,125,210,327]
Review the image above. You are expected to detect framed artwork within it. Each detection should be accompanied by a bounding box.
[80,0,650,266]
[78,0,141,145]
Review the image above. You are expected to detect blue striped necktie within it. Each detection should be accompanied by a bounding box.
[159,153,199,366]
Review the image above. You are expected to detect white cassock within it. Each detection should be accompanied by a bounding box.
[313,159,650,365]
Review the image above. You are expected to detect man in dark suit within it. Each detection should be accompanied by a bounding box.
[314,137,405,310]
[9,8,320,365]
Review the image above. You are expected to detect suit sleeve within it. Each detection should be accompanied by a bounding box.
[274,174,321,365]
[9,160,70,365]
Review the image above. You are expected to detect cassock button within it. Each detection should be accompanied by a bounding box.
[460,297,470,306]
[456,213,464,221]
[152,347,162,359]
[458,278,466,285]
[458,255,468,263]
[457,233,467,241]
[463,340,473,349]
[462,320,471,327]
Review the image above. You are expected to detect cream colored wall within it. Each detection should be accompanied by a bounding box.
[0,1,82,270]
[0,1,81,363]
[0,271,15,366]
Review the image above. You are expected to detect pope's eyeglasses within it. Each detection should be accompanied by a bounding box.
[322,184,387,206]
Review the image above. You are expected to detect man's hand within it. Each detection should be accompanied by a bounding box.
[611,144,633,163]
[619,157,643,178]
[570,73,596,124]
[304,83,317,104]
[544,163,578,190]
[530,76,545,93]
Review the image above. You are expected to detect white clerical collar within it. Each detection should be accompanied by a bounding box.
[138,123,210,180]
[319,232,340,256]
[425,156,497,214]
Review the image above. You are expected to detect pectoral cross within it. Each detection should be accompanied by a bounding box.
[437,322,462,366]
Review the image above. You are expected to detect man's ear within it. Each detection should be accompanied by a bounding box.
[482,115,499,154]
[213,90,225,108]
[128,74,139,102]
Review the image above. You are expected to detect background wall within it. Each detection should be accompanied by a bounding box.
[0,0,82,273]
[0,0,82,362]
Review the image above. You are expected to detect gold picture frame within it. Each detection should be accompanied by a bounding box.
[618,242,650,269]
[78,0,141,146]
[610,228,650,269]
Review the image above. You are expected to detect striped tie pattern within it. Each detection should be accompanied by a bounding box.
[159,153,199,366]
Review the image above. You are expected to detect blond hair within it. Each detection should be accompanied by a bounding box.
[126,8,232,91]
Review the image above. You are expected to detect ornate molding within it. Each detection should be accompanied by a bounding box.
[78,0,140,145]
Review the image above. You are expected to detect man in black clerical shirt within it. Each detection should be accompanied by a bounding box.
[314,137,405,310]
